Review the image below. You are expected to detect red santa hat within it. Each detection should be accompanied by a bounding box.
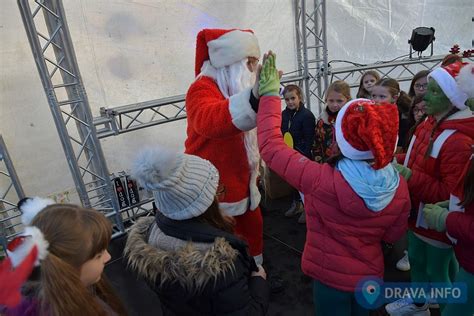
[0,197,53,308]
[194,28,260,76]
[428,61,469,110]
[335,98,399,170]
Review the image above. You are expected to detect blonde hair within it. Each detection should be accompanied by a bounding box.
[325,80,351,102]
[30,204,126,316]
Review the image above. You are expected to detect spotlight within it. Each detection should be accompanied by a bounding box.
[408,27,435,58]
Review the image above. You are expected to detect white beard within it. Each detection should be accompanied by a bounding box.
[216,59,255,98]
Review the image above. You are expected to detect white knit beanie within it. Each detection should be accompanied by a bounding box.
[131,147,219,220]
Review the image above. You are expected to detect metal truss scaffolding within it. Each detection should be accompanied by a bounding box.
[0,135,25,256]
[294,0,329,114]
[18,0,462,238]
[18,0,124,236]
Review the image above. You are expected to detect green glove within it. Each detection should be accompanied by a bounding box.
[394,163,412,181]
[259,54,280,97]
[422,203,449,232]
[435,200,450,209]
[466,98,474,111]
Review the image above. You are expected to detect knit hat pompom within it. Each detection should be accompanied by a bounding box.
[335,99,399,169]
[131,147,179,191]
[131,146,220,220]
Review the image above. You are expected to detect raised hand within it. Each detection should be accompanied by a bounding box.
[259,52,280,97]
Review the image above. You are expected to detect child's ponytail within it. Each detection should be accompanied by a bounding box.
[10,202,128,316]
[396,91,411,115]
[40,253,108,316]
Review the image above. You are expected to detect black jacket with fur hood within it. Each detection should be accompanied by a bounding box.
[124,213,269,315]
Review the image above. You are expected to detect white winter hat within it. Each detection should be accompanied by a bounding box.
[131,147,219,220]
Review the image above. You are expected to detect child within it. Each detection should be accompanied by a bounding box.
[410,94,427,124]
[356,70,380,99]
[371,78,412,151]
[281,84,315,223]
[4,198,127,316]
[423,149,474,316]
[257,52,411,315]
[403,94,427,153]
[313,80,351,163]
[408,70,430,98]
[125,147,269,315]
[387,61,474,315]
[422,63,474,316]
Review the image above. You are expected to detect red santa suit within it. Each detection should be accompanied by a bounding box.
[184,29,263,260]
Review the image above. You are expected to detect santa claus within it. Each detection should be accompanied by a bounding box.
[184,28,263,264]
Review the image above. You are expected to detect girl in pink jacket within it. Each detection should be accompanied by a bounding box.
[256,53,411,315]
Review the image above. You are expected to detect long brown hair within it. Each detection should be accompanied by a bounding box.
[196,199,235,233]
[356,70,380,98]
[30,204,127,316]
[404,94,426,151]
[408,70,430,97]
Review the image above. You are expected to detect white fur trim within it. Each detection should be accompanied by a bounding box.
[20,197,55,225]
[24,226,49,263]
[447,193,465,244]
[335,98,374,160]
[244,128,261,210]
[207,30,260,69]
[445,107,473,121]
[197,60,217,80]
[8,226,49,267]
[220,198,249,216]
[429,68,468,110]
[457,63,474,98]
[229,87,257,131]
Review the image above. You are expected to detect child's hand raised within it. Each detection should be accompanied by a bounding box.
[259,51,281,97]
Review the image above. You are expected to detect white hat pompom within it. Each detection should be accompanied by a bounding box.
[131,146,180,190]
[19,197,55,226]
[457,63,474,98]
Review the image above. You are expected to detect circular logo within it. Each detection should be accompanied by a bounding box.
[355,277,384,309]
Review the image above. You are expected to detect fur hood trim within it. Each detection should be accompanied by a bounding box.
[124,217,238,293]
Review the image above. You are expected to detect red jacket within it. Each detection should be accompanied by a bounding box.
[257,96,411,292]
[397,109,474,243]
[184,76,261,216]
[446,158,474,274]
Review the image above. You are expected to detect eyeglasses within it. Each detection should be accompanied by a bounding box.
[413,108,425,114]
[414,83,428,90]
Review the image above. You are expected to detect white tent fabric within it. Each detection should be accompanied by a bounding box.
[0,0,472,200]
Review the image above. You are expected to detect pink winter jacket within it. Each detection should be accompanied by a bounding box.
[257,96,411,292]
